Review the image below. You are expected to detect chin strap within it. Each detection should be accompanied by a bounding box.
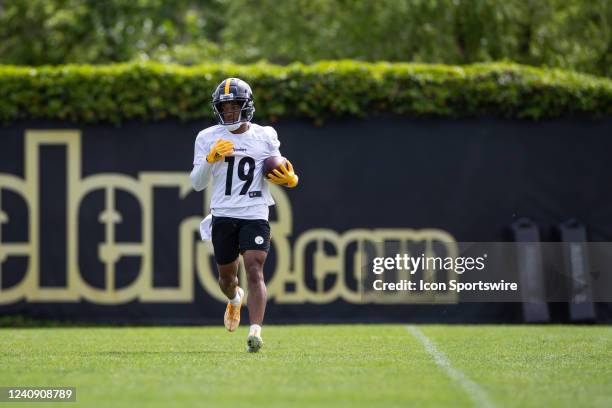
[224,122,250,132]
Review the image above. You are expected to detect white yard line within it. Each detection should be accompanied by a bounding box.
[406,325,497,408]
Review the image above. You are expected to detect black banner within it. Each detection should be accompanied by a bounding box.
[1,118,611,323]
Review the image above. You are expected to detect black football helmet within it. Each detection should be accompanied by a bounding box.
[211,78,255,126]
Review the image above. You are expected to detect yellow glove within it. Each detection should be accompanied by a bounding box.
[206,139,234,163]
[267,160,299,188]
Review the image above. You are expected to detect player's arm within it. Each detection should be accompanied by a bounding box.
[190,138,234,191]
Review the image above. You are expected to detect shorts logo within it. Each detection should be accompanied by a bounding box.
[254,236,264,245]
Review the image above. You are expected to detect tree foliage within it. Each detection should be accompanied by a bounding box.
[0,0,610,78]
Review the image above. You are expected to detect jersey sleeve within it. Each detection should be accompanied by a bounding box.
[190,133,214,191]
[193,134,212,165]
[265,126,281,157]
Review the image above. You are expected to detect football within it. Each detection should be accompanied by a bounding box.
[263,156,288,178]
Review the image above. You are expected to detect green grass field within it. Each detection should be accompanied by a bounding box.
[1,325,610,407]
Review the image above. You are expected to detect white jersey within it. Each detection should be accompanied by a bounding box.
[190,123,281,221]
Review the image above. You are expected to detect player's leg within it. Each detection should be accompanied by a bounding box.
[242,250,268,326]
[242,249,267,352]
[217,258,240,299]
[211,216,244,331]
[238,219,271,352]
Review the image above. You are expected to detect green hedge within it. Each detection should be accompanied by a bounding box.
[0,61,610,124]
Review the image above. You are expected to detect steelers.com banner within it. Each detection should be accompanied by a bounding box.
[1,118,612,323]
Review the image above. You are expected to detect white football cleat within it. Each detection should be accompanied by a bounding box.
[246,325,263,353]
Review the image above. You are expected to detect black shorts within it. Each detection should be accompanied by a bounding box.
[211,216,271,265]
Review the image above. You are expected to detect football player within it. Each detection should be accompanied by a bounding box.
[190,78,299,352]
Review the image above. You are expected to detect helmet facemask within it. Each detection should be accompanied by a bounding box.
[212,98,255,131]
